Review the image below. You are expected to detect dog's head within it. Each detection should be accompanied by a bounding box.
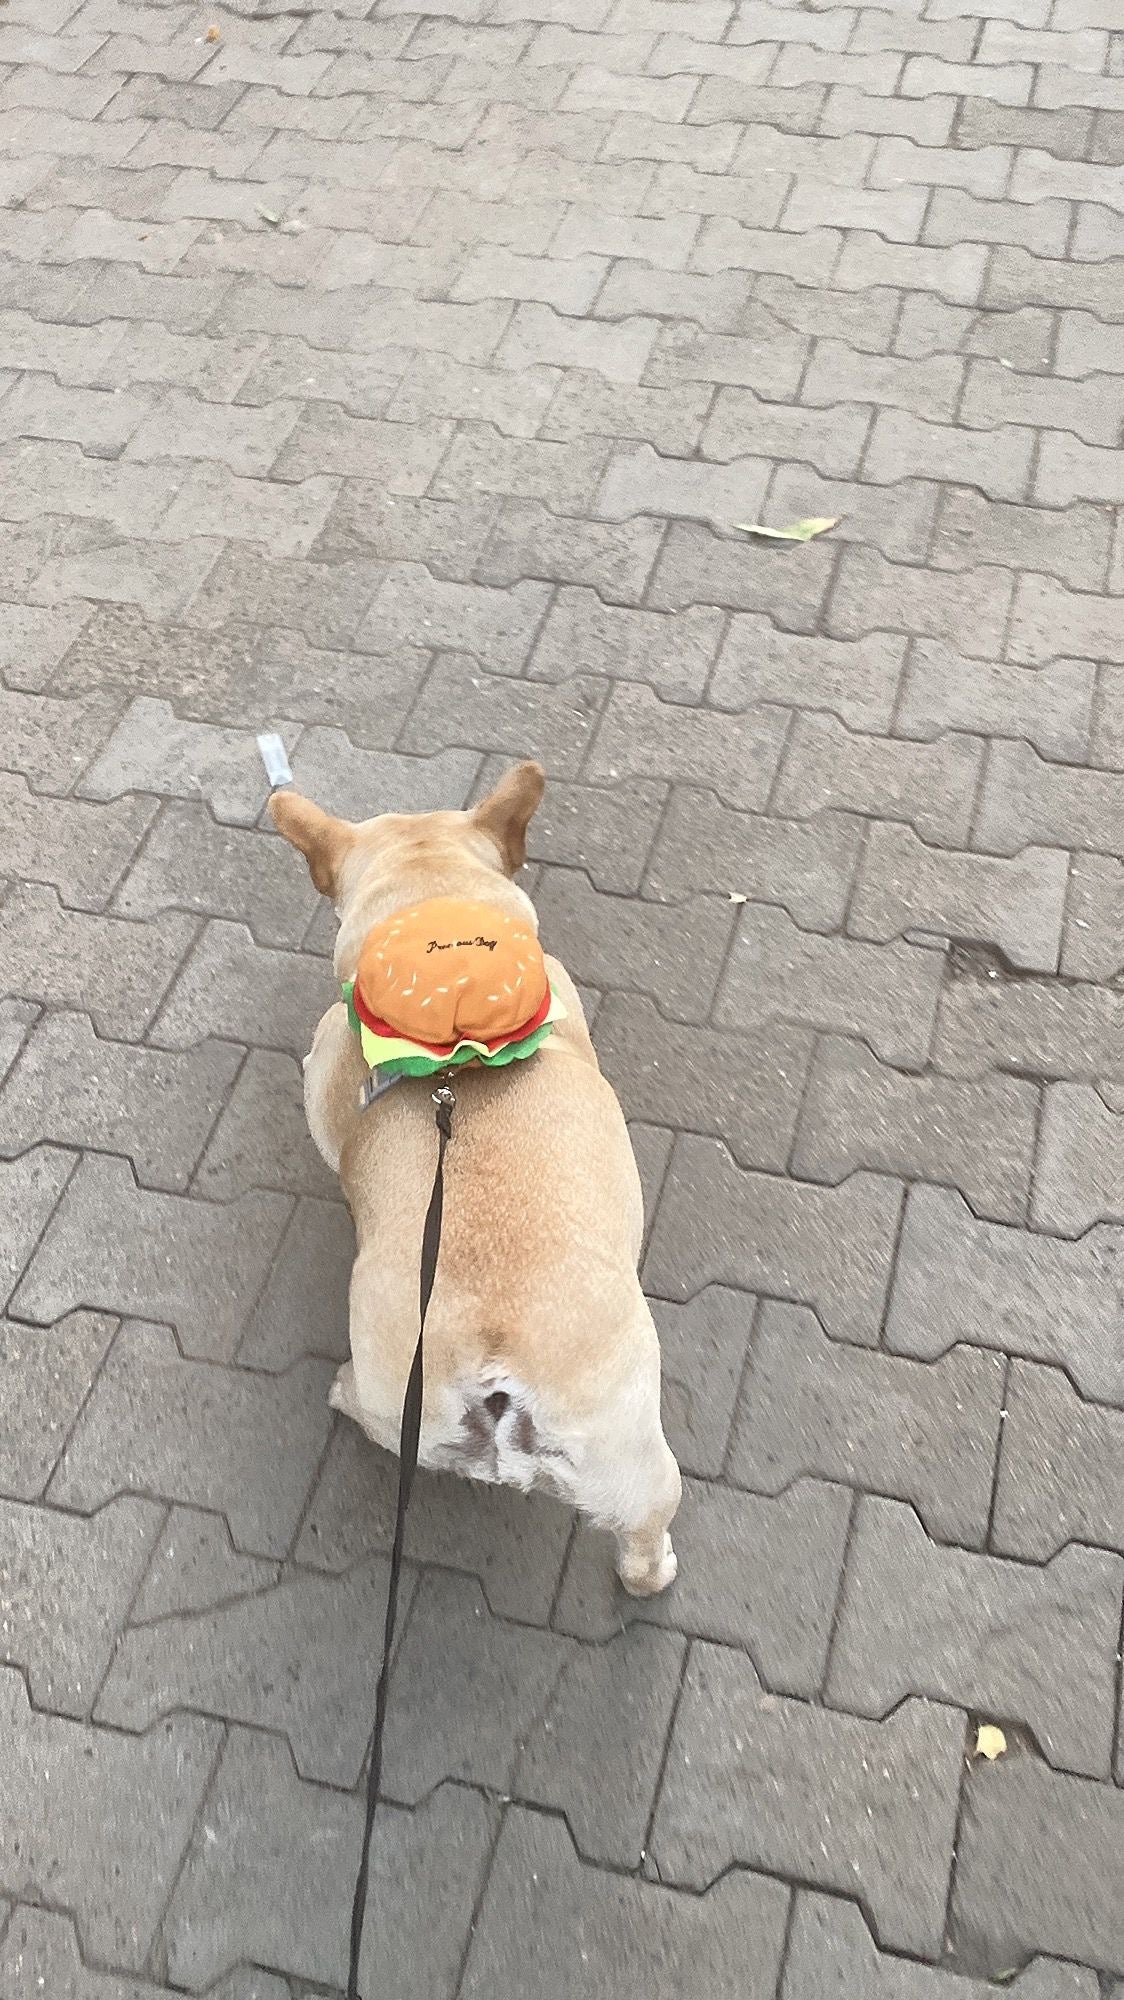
[270,761,546,976]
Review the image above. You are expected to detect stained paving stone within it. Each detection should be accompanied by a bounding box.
[0,1667,221,1972]
[534,867,735,1024]
[646,519,837,631]
[793,1034,1039,1224]
[975,741,1124,861]
[826,1495,1123,1779]
[993,1361,1124,1564]
[287,728,480,821]
[151,920,334,1061]
[649,1287,754,1478]
[952,1749,1124,1980]
[296,1423,571,1625]
[111,800,322,947]
[0,598,92,692]
[0,771,155,912]
[475,764,665,893]
[730,1302,1004,1545]
[644,791,864,933]
[473,497,664,604]
[716,905,944,1068]
[98,1551,400,1786]
[0,883,195,1038]
[646,1137,903,1346]
[849,823,1069,972]
[0,1909,289,2000]
[595,993,814,1171]
[709,621,907,734]
[885,1185,1124,1403]
[556,1477,851,1693]
[236,1193,352,1371]
[1032,1084,1124,1232]
[895,645,1095,764]
[933,963,1124,1086]
[772,711,983,848]
[529,592,725,703]
[462,1809,789,1999]
[49,1321,333,1556]
[782,1896,1098,1999]
[0,687,123,792]
[0,1494,163,1718]
[164,1730,495,1997]
[586,680,791,809]
[650,1648,964,1957]
[193,1048,337,1200]
[11,1158,291,1362]
[79,696,301,827]
[399,650,605,777]
[0,1012,241,1193]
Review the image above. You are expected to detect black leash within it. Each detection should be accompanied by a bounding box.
[347,1077,456,2000]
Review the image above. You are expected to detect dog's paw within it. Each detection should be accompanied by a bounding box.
[619,1532,678,1598]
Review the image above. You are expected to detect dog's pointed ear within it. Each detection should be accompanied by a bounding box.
[472,761,545,875]
[269,790,356,899]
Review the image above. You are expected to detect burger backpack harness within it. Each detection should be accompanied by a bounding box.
[341,897,564,2000]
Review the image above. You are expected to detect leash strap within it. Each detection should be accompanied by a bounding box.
[346,1080,455,2000]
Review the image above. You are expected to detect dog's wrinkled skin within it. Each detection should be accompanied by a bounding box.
[271,763,681,1596]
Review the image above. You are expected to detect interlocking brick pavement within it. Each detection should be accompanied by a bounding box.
[0,0,1122,1990]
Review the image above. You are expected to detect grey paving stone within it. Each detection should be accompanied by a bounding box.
[112,801,321,947]
[0,883,195,1038]
[1061,854,1124,981]
[794,1034,1039,1224]
[645,792,863,933]
[534,867,736,1023]
[132,1506,280,1624]
[0,599,92,691]
[98,1550,400,1786]
[50,1321,332,1556]
[651,1648,963,1956]
[648,1288,752,1480]
[529,591,724,702]
[646,520,837,634]
[165,1729,494,1994]
[0,772,155,913]
[1033,1084,1124,1233]
[772,712,983,848]
[896,645,1095,765]
[192,1048,336,1201]
[79,696,300,827]
[702,387,872,479]
[0,687,123,794]
[952,1750,1124,1979]
[730,1302,1004,1545]
[929,492,1112,595]
[885,1184,1124,1402]
[1008,576,1124,668]
[475,765,664,893]
[473,497,663,604]
[0,1311,116,1503]
[183,546,391,652]
[585,681,790,809]
[12,1157,291,1362]
[296,1422,571,1624]
[783,1895,1097,1999]
[400,650,605,777]
[827,1495,1122,1779]
[933,962,1124,1086]
[462,1808,789,1999]
[355,563,551,675]
[0,1668,221,1971]
[645,1136,903,1347]
[716,905,944,1068]
[0,998,33,1084]
[828,546,1015,652]
[0,1493,162,1717]
[0,1147,75,1310]
[762,467,940,567]
[237,1194,353,1371]
[709,621,906,734]
[595,441,771,531]
[151,920,334,1061]
[595,992,814,1172]
[0,1908,289,2000]
[0,1012,240,1193]
[555,1476,851,1692]
[849,824,1069,972]
[431,425,609,512]
[993,1361,1124,1564]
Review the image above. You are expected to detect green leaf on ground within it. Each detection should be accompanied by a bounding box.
[734,516,839,543]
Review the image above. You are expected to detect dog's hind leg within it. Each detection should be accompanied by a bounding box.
[303,1001,365,1172]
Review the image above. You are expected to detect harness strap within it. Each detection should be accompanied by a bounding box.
[346,1079,455,2000]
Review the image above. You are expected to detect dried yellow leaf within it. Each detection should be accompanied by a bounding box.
[733,517,839,544]
[974,1724,1007,1762]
